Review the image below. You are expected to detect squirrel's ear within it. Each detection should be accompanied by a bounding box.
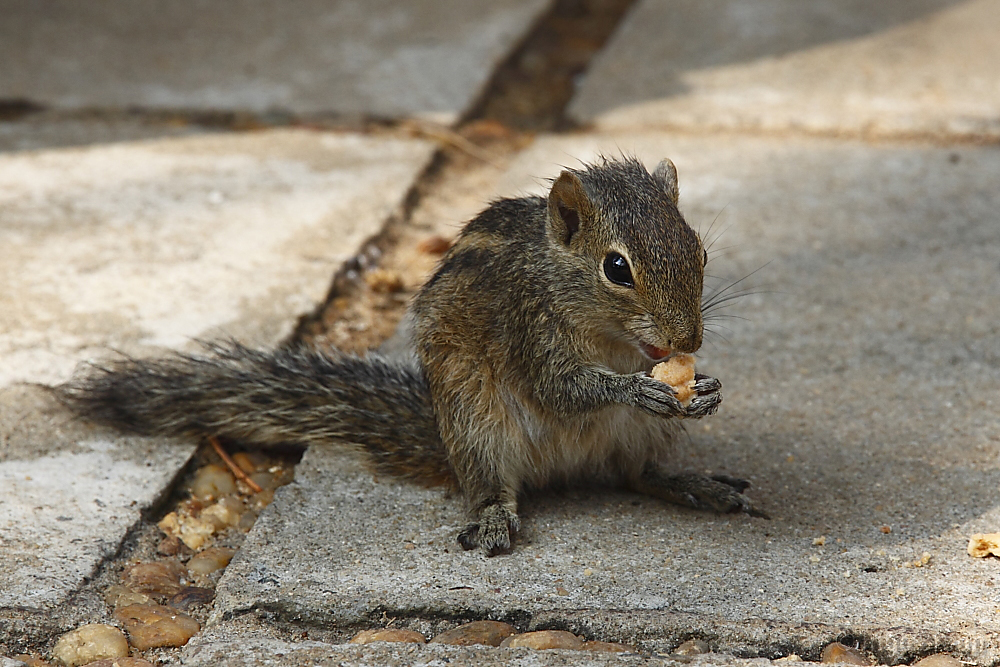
[547,171,594,247]
[653,158,680,205]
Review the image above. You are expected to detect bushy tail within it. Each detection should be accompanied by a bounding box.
[55,342,453,487]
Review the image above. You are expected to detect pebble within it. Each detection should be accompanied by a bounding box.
[12,656,51,667]
[914,655,963,667]
[349,629,427,644]
[200,496,244,530]
[500,630,584,650]
[249,488,276,512]
[231,451,269,473]
[189,464,237,500]
[674,639,711,655]
[122,561,186,597]
[81,659,156,667]
[114,603,200,650]
[156,535,185,557]
[187,547,236,576]
[820,642,871,665]
[103,585,151,610]
[429,621,516,646]
[364,268,405,293]
[417,235,453,255]
[158,511,215,550]
[51,624,129,667]
[582,641,633,653]
[168,586,216,611]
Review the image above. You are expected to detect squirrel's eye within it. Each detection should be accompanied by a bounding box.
[603,252,634,287]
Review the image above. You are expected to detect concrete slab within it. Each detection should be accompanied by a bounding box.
[180,629,797,666]
[0,130,434,644]
[0,113,209,154]
[568,0,1000,139]
[0,129,436,387]
[212,134,1000,664]
[0,0,552,124]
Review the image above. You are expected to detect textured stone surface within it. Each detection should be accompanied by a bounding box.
[212,134,1000,665]
[0,129,435,388]
[568,0,1000,139]
[0,130,434,644]
[180,630,806,666]
[0,0,552,123]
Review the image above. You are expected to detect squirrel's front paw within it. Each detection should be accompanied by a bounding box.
[682,373,722,418]
[629,374,685,417]
[457,504,520,556]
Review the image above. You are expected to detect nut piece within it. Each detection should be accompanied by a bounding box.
[968,533,1000,558]
[651,353,697,405]
[51,624,129,667]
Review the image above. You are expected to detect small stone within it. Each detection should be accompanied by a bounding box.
[51,624,129,667]
[13,655,51,667]
[237,510,258,532]
[231,451,269,473]
[417,235,453,255]
[674,639,711,655]
[156,535,182,557]
[555,586,569,596]
[365,268,405,293]
[914,655,963,667]
[582,641,633,653]
[189,464,237,500]
[500,630,584,650]
[168,586,216,611]
[968,533,1000,558]
[349,629,426,645]
[199,496,244,530]
[820,642,871,665]
[430,620,516,647]
[776,655,803,662]
[122,561,186,597]
[103,585,151,610]
[249,488,276,512]
[82,659,156,667]
[114,603,200,650]
[187,547,236,576]
[158,511,215,550]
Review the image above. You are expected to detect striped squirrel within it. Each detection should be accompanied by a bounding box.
[58,156,765,556]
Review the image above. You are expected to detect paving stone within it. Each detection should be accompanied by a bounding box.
[568,0,1000,139]
[212,133,1000,665]
[0,130,435,646]
[180,629,787,666]
[0,129,435,387]
[0,0,552,124]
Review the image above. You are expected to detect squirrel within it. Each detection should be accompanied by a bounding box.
[56,156,765,556]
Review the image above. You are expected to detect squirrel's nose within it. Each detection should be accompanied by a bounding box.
[668,325,703,354]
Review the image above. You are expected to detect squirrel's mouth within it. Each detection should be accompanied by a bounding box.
[638,341,672,361]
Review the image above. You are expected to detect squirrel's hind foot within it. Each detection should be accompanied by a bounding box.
[633,469,769,519]
[457,504,520,556]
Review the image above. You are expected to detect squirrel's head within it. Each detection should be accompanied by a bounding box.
[546,157,704,361]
